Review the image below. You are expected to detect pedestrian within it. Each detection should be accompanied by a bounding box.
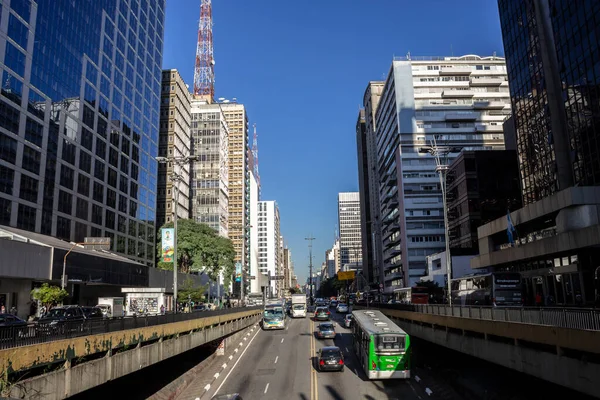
[160,304,165,314]
[0,304,5,314]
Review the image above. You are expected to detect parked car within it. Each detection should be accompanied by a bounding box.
[38,305,86,334]
[314,307,330,321]
[316,322,336,339]
[316,346,344,372]
[0,314,27,328]
[211,394,243,400]
[336,303,348,313]
[82,306,104,320]
[344,314,353,328]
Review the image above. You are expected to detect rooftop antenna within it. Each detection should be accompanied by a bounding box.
[193,0,214,101]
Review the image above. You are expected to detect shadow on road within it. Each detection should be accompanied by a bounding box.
[324,385,345,400]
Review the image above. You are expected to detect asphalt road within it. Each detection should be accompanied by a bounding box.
[206,308,430,400]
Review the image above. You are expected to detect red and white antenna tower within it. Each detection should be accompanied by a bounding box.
[193,0,214,100]
[252,123,260,187]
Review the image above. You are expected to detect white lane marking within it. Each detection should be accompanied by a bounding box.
[264,383,270,394]
[244,337,247,341]
[425,388,433,396]
[229,355,233,360]
[281,338,284,343]
[274,356,278,364]
[203,384,210,391]
[214,372,219,379]
[239,342,243,347]
[213,327,261,396]
[222,363,227,369]
[415,375,421,382]
[234,348,239,353]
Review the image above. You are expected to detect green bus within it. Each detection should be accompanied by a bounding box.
[351,309,411,379]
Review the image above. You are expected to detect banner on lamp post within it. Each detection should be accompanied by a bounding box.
[235,262,242,282]
[161,228,175,263]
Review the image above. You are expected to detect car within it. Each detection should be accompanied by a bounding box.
[38,305,86,334]
[0,314,27,328]
[314,307,330,321]
[336,303,348,313]
[344,314,353,328]
[316,322,336,339]
[211,394,243,400]
[316,346,344,372]
[81,306,104,320]
[330,300,338,308]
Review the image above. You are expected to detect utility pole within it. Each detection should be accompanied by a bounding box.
[419,137,461,306]
[305,235,315,305]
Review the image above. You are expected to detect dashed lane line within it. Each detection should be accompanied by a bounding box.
[274,356,278,364]
[264,383,270,394]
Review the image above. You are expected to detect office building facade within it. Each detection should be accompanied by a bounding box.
[189,100,229,236]
[338,192,362,268]
[257,200,280,297]
[248,169,262,294]
[0,0,165,266]
[375,55,511,291]
[358,82,385,286]
[470,0,600,306]
[219,103,250,294]
[157,69,192,228]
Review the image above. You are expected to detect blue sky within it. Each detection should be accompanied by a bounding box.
[162,0,505,285]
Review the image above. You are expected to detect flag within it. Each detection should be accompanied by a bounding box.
[507,210,516,246]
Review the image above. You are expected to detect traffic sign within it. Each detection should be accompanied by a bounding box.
[338,271,355,281]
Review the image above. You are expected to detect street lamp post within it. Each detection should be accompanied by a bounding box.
[419,139,461,306]
[156,155,199,313]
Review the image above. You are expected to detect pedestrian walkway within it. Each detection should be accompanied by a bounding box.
[176,323,259,400]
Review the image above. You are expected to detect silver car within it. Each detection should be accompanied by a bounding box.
[336,303,348,313]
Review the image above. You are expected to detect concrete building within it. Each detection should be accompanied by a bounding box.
[421,250,479,288]
[248,169,263,294]
[219,103,250,296]
[0,0,166,267]
[471,0,600,306]
[157,70,192,228]
[283,247,293,290]
[189,100,229,237]
[257,201,280,297]
[338,192,362,269]
[325,239,341,279]
[447,150,521,253]
[358,82,385,286]
[374,55,511,292]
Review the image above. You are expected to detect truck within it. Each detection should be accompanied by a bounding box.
[291,294,306,318]
[97,297,124,318]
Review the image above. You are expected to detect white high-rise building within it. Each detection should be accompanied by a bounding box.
[257,201,280,297]
[190,100,229,237]
[248,169,262,294]
[375,55,511,291]
[338,192,363,269]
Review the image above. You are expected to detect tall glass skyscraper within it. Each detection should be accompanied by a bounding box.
[0,0,165,266]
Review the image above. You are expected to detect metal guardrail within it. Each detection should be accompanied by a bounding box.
[0,306,262,350]
[360,303,600,331]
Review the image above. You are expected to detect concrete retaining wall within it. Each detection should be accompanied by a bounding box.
[397,320,600,398]
[7,314,261,400]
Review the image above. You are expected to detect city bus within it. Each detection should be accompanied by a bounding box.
[394,286,430,304]
[351,309,411,379]
[262,303,286,330]
[451,272,523,306]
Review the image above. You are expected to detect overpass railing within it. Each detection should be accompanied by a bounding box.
[0,306,262,350]
[362,303,600,331]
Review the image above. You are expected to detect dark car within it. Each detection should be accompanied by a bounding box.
[314,307,330,321]
[38,305,86,334]
[330,300,338,308]
[0,314,29,340]
[0,314,27,328]
[317,346,344,372]
[317,322,336,339]
[82,306,104,320]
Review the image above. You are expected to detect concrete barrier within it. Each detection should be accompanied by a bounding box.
[4,311,261,400]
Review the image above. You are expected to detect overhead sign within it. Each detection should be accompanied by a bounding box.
[235,262,242,282]
[338,271,355,281]
[161,228,174,263]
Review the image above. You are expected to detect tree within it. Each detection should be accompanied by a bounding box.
[289,287,299,295]
[31,283,68,309]
[156,219,236,286]
[318,275,345,298]
[178,277,208,304]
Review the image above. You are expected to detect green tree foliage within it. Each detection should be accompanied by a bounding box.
[157,219,236,287]
[318,275,346,298]
[288,287,299,295]
[178,277,208,304]
[31,283,68,308]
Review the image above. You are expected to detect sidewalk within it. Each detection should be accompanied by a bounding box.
[175,323,259,400]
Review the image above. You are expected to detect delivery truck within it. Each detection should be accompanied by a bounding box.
[291,294,306,318]
[97,297,124,318]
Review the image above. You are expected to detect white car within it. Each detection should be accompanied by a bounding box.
[336,303,348,313]
[344,314,353,328]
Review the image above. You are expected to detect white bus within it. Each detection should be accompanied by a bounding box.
[262,303,286,330]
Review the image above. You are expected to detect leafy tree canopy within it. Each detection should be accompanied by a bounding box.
[157,219,236,287]
[288,287,300,295]
[178,277,208,304]
[31,283,68,308]
[318,275,346,298]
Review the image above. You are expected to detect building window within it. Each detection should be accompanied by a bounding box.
[60,164,74,189]
[0,165,14,194]
[76,197,88,219]
[17,204,36,231]
[56,216,71,241]
[22,146,41,174]
[58,190,72,214]
[0,133,17,164]
[19,174,38,202]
